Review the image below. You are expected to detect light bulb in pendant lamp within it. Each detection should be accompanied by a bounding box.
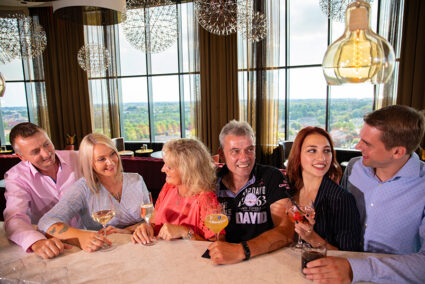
[322,1,395,85]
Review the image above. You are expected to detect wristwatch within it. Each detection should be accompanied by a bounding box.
[184,228,194,240]
[241,241,251,261]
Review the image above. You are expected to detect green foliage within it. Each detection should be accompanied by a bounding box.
[1,98,372,148]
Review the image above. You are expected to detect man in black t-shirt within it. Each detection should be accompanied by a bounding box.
[208,120,294,265]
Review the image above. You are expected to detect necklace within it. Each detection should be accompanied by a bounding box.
[111,191,121,202]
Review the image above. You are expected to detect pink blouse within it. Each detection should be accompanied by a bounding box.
[153,183,223,240]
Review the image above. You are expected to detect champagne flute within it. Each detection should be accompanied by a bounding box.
[91,193,116,251]
[286,200,315,249]
[140,192,155,246]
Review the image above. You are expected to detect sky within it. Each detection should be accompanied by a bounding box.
[0,0,381,107]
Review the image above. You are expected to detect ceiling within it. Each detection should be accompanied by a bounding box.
[0,0,52,8]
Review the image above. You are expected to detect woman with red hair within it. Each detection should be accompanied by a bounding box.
[286,127,361,251]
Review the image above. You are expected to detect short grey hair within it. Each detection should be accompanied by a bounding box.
[219,120,255,148]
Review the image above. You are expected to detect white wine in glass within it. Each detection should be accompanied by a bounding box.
[92,209,116,226]
[140,192,155,245]
[91,193,116,251]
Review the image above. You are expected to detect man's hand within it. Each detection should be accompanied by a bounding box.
[31,238,70,259]
[208,241,245,265]
[303,256,353,283]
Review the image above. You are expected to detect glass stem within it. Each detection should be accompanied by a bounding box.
[103,225,107,244]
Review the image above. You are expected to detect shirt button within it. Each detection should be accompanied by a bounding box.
[365,223,367,227]
[370,203,374,207]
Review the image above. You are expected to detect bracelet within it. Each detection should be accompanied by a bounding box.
[241,241,250,261]
[184,228,194,240]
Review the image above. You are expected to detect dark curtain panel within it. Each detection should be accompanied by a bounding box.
[198,27,239,154]
[397,0,425,148]
[31,7,92,150]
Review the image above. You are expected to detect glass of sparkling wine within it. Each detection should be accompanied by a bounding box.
[204,204,228,241]
[140,192,155,246]
[91,193,116,251]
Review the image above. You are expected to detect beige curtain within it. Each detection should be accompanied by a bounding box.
[198,27,239,154]
[239,1,281,164]
[32,7,92,149]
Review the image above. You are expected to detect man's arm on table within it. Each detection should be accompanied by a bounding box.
[304,217,425,284]
[4,178,67,259]
[208,198,294,265]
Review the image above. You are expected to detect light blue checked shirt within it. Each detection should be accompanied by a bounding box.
[341,153,425,283]
[39,172,149,233]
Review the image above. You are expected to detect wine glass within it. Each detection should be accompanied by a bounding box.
[91,193,116,251]
[140,192,155,246]
[204,201,228,241]
[286,200,315,249]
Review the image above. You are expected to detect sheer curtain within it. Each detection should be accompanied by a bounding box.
[239,0,282,164]
[375,0,405,109]
[24,13,50,135]
[84,24,121,138]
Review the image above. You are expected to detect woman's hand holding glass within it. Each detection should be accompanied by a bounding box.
[132,192,156,245]
[79,230,111,252]
[90,193,116,251]
[294,205,316,243]
[132,223,155,245]
[287,200,315,249]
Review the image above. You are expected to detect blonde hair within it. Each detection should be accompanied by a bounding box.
[79,133,123,194]
[162,138,216,194]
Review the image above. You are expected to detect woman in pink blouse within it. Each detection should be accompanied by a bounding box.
[132,138,222,245]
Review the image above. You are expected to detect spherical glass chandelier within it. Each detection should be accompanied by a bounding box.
[194,0,238,36]
[77,44,111,76]
[238,9,267,42]
[122,0,178,54]
[320,0,374,22]
[0,14,47,64]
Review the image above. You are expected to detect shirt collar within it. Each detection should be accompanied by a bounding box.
[28,152,63,177]
[216,164,257,198]
[362,152,421,182]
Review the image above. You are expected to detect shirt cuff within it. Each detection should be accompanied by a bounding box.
[348,257,373,283]
[21,232,47,253]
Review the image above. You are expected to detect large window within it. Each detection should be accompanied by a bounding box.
[86,2,199,142]
[0,39,44,145]
[238,0,402,149]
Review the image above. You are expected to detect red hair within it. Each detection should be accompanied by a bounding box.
[287,127,342,192]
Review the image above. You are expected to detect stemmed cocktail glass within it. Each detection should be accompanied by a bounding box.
[286,200,315,249]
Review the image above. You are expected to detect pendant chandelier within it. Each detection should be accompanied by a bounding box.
[0,72,5,98]
[0,13,47,64]
[237,1,267,42]
[322,0,395,85]
[319,0,374,22]
[194,0,239,36]
[77,44,111,77]
[122,0,178,54]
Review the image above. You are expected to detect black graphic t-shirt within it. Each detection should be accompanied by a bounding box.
[216,164,291,243]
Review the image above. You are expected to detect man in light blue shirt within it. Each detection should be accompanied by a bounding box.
[303,105,425,283]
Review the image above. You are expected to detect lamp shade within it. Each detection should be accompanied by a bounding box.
[53,0,126,26]
[322,0,395,85]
